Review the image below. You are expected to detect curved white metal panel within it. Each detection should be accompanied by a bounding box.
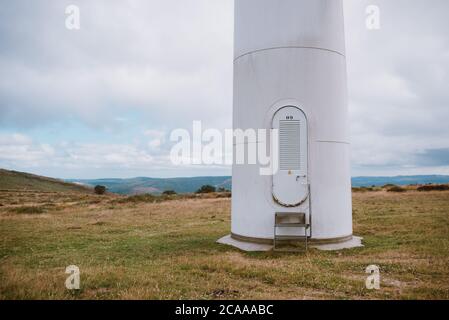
[231,0,352,242]
[234,0,346,60]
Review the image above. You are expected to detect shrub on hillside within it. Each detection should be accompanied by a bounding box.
[114,194,161,204]
[11,206,45,214]
[417,184,449,192]
[162,190,177,195]
[352,187,373,193]
[94,185,107,195]
[196,185,216,194]
[214,192,232,198]
[387,186,407,193]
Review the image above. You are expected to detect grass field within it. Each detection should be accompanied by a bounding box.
[0,189,448,300]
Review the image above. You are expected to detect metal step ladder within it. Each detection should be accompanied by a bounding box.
[274,212,310,252]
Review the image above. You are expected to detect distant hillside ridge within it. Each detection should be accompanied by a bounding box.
[0,169,92,193]
[69,175,449,195]
[3,168,447,195]
[68,176,232,195]
[351,175,449,187]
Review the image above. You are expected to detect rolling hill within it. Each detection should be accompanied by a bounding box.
[69,175,449,195]
[0,169,92,193]
[351,175,449,187]
[68,176,232,195]
[2,168,449,195]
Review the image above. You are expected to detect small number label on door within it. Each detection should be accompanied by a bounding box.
[286,116,294,120]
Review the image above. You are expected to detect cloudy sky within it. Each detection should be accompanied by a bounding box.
[1,0,448,179]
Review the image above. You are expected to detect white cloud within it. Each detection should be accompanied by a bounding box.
[344,0,449,175]
[0,132,232,178]
[0,134,55,164]
[0,133,153,171]
[143,129,167,149]
[0,0,234,130]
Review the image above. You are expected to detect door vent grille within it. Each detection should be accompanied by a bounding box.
[279,120,301,171]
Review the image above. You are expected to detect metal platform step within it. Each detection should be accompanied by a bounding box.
[275,223,308,228]
[274,212,310,252]
[274,235,308,240]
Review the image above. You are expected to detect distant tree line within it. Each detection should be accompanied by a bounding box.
[195,185,230,194]
[94,184,231,196]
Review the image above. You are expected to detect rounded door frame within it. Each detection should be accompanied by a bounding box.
[271,105,309,207]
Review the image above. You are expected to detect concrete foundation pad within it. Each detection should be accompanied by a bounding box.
[310,236,364,251]
[217,235,273,252]
[217,235,364,252]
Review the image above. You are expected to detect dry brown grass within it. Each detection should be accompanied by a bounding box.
[0,189,448,300]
